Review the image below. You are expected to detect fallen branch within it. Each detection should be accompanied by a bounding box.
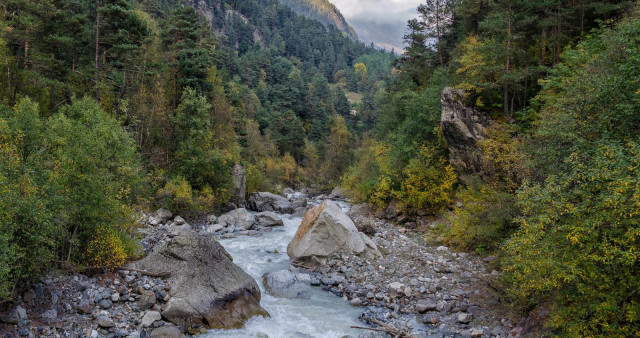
[54,261,171,278]
[116,267,171,278]
[350,319,415,338]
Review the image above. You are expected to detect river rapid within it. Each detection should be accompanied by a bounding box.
[204,201,365,338]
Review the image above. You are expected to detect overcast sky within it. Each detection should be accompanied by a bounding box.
[330,0,423,52]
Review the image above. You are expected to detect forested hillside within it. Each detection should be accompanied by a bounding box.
[339,0,639,335]
[279,0,358,41]
[0,0,395,299]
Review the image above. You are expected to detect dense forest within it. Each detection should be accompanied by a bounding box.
[1,0,639,335]
[338,0,639,336]
[0,0,395,301]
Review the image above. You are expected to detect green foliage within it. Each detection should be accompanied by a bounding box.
[445,178,519,252]
[501,15,640,335]
[0,98,144,299]
[505,142,640,336]
[398,146,456,212]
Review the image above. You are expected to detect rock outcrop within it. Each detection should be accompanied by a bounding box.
[231,164,246,207]
[287,201,381,269]
[440,87,491,176]
[130,232,268,329]
[247,192,294,214]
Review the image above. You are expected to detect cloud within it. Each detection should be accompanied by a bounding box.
[330,0,422,51]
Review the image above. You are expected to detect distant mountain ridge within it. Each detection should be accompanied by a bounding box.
[278,0,358,41]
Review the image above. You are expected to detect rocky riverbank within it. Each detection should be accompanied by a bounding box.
[304,207,516,337]
[1,191,519,338]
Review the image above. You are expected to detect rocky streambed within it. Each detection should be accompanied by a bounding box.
[0,190,519,338]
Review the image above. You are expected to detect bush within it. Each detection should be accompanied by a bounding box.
[0,97,145,299]
[504,142,640,336]
[84,225,127,268]
[445,178,519,252]
[399,146,457,212]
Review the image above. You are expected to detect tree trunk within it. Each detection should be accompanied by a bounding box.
[436,0,443,67]
[94,0,101,102]
[504,6,512,119]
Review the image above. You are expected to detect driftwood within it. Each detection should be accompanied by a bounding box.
[115,267,171,277]
[350,318,415,338]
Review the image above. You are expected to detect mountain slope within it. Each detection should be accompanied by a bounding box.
[278,0,358,41]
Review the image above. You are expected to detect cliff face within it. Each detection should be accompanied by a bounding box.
[440,87,491,177]
[278,0,358,41]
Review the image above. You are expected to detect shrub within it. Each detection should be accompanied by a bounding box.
[399,146,457,212]
[84,225,127,268]
[445,178,519,252]
[504,142,640,336]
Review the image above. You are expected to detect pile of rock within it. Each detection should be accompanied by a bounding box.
[301,209,514,337]
[203,208,284,236]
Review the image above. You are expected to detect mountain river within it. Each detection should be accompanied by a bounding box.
[204,201,364,338]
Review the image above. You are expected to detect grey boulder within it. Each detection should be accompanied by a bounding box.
[247,192,294,214]
[287,201,382,269]
[130,231,268,329]
[254,211,284,227]
[263,270,311,298]
[217,208,256,230]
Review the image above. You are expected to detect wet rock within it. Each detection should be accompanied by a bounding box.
[287,201,382,269]
[247,192,294,214]
[205,224,224,233]
[349,298,362,306]
[217,208,256,230]
[263,270,311,299]
[130,231,268,329]
[254,211,284,227]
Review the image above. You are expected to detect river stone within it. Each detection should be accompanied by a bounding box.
[138,290,156,311]
[287,201,382,269]
[263,270,311,298]
[416,299,438,313]
[142,311,162,327]
[174,216,186,225]
[206,224,224,233]
[130,231,268,329]
[457,312,473,323]
[153,209,173,224]
[254,211,284,227]
[150,323,185,338]
[247,192,294,214]
[97,316,114,328]
[217,208,256,230]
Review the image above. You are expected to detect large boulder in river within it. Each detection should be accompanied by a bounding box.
[130,232,268,329]
[231,164,246,207]
[254,211,284,227]
[287,201,382,269]
[217,208,256,230]
[262,270,311,299]
[247,192,294,214]
[440,87,491,176]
